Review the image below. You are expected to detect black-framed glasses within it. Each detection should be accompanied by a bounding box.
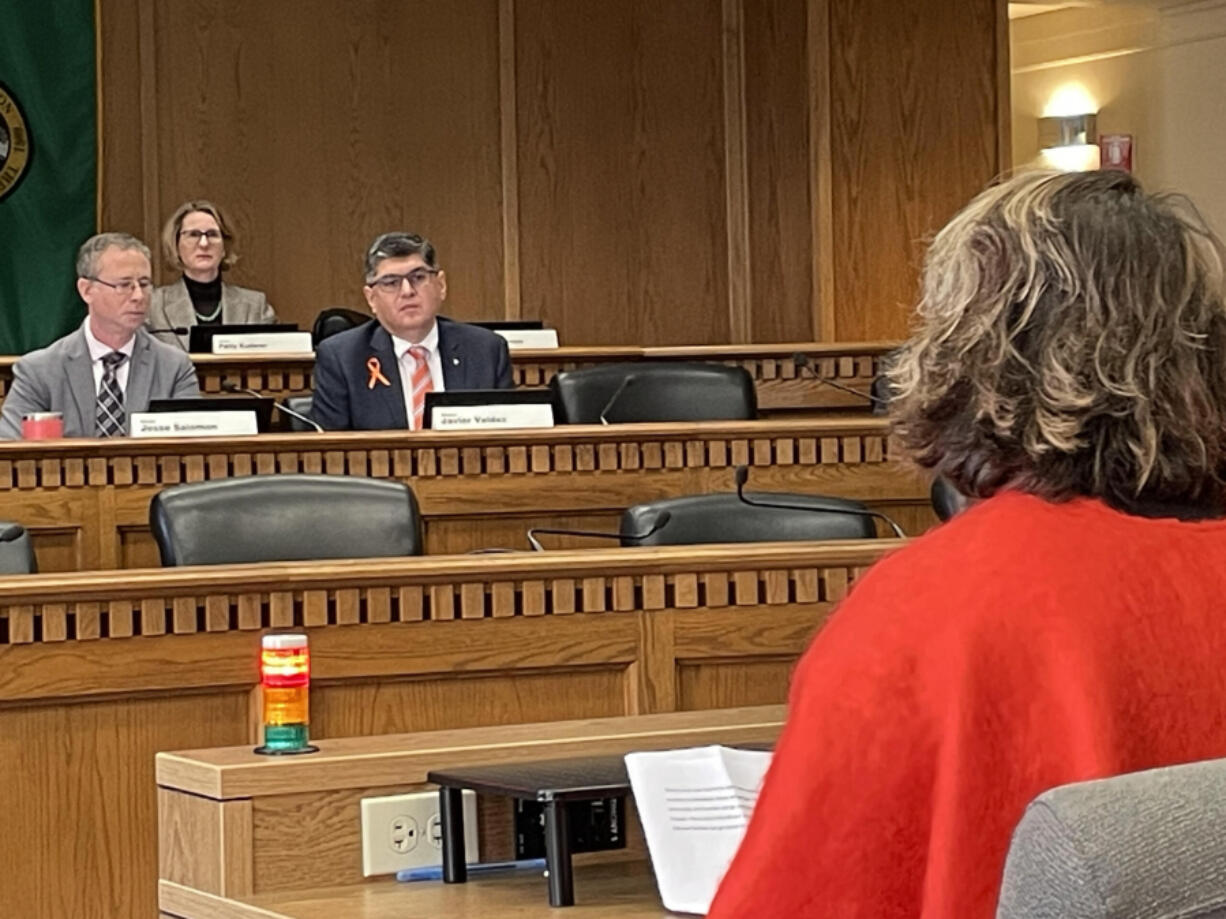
[369,268,440,293]
[179,229,225,244]
[89,277,153,294]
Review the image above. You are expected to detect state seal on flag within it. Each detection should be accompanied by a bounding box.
[0,81,32,202]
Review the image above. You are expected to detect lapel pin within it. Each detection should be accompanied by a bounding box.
[366,357,391,389]
[452,357,460,366]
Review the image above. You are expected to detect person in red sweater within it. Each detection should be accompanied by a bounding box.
[707,169,1226,919]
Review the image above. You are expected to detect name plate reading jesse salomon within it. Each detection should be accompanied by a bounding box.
[211,331,314,354]
[129,411,259,438]
[424,390,555,430]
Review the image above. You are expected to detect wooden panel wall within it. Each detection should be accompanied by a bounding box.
[828,0,1004,339]
[97,0,1007,345]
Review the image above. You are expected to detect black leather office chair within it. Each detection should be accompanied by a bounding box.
[620,492,876,546]
[149,474,423,566]
[550,362,757,424]
[930,477,971,522]
[0,523,37,574]
[284,395,315,432]
[311,308,369,347]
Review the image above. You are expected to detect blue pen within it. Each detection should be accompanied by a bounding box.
[397,857,547,883]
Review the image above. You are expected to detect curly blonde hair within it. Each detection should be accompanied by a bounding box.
[890,169,1226,512]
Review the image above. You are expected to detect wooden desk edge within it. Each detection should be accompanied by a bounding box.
[161,880,286,919]
[156,706,787,800]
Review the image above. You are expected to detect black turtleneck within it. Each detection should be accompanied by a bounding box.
[183,275,223,325]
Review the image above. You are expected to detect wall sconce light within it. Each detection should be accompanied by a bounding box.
[1039,113,1097,149]
[1038,113,1100,172]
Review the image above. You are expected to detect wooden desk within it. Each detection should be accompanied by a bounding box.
[157,707,786,918]
[160,850,665,918]
[0,417,930,571]
[0,542,883,919]
[0,340,896,415]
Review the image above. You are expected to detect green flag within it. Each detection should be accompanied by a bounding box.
[0,0,96,354]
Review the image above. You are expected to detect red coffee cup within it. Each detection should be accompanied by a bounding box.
[22,412,64,440]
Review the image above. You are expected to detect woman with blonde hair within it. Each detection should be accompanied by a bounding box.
[707,169,1226,918]
[147,199,277,350]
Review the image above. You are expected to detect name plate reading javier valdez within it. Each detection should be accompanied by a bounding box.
[493,328,560,349]
[211,331,314,354]
[129,411,259,438]
[431,402,555,431]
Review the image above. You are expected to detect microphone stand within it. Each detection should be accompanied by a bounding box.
[527,511,673,551]
[598,376,637,425]
[792,352,887,407]
[734,465,905,538]
[221,380,324,433]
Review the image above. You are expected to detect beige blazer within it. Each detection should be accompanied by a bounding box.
[147,278,277,351]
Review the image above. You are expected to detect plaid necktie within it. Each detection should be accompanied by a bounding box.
[96,351,127,438]
[407,346,433,431]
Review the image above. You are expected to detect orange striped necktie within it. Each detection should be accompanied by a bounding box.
[408,345,433,431]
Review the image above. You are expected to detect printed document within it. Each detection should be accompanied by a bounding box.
[625,745,772,914]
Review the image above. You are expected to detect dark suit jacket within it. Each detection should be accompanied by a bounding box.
[311,318,514,430]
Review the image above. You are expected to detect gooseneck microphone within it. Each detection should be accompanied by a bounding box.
[221,380,324,433]
[527,510,673,552]
[146,326,189,336]
[792,352,886,407]
[598,376,637,425]
[734,465,905,539]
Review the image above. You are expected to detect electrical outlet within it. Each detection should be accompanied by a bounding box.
[360,790,479,877]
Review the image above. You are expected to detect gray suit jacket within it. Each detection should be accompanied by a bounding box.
[0,325,201,439]
[148,278,277,350]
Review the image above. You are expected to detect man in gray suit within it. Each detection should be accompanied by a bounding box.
[0,233,200,439]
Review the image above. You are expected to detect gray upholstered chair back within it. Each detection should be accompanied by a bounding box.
[996,758,1226,919]
[149,474,423,566]
[550,362,757,424]
[0,523,37,574]
[621,492,876,546]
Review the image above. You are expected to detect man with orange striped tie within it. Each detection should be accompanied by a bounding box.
[312,232,514,431]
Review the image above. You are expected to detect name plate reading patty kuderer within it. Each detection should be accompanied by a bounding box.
[431,402,555,431]
[129,411,259,438]
[493,328,560,349]
[211,331,314,354]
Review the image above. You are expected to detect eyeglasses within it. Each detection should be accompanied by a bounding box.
[180,229,224,244]
[89,277,153,294]
[369,268,440,293]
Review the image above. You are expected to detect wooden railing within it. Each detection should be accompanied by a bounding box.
[0,417,929,571]
[0,340,897,413]
[0,540,895,918]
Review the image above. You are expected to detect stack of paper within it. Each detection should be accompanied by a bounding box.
[625,745,773,914]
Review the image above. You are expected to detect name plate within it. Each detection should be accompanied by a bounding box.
[431,402,555,431]
[493,328,560,349]
[211,331,314,354]
[130,411,259,438]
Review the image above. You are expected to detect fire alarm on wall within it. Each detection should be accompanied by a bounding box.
[1099,134,1133,172]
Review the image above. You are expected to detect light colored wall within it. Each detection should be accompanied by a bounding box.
[1011,1,1226,233]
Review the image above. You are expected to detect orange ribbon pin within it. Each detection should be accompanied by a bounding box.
[366,357,391,389]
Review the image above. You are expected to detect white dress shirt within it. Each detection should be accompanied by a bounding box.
[391,322,445,429]
[83,320,135,394]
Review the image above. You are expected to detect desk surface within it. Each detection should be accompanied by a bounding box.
[161,862,671,918]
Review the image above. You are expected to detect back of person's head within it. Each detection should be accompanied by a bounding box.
[890,168,1226,514]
